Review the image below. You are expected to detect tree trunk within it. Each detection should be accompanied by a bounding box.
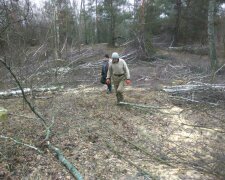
[53,0,60,60]
[53,0,61,81]
[95,0,99,43]
[140,0,145,33]
[83,1,88,44]
[208,0,218,73]
[110,0,115,47]
[80,0,87,45]
[222,17,225,59]
[171,0,182,47]
[184,0,191,44]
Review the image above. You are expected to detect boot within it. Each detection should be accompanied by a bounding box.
[116,92,124,104]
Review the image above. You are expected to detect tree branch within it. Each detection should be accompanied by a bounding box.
[0,58,47,127]
[0,135,43,154]
[0,57,83,179]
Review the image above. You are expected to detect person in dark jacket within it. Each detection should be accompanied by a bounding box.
[101,54,112,93]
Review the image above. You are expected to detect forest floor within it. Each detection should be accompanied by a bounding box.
[0,45,225,179]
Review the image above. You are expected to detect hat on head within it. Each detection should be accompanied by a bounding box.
[112,52,119,59]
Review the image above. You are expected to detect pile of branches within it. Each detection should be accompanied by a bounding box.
[169,45,208,55]
[163,81,225,106]
[121,33,155,61]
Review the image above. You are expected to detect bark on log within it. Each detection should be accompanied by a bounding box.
[48,142,83,180]
[163,82,225,93]
[169,46,208,55]
[0,86,64,98]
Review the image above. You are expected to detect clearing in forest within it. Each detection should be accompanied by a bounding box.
[0,47,225,179]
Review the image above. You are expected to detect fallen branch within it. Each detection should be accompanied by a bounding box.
[170,96,218,106]
[118,102,167,109]
[48,142,83,180]
[163,82,225,106]
[0,57,83,180]
[0,58,47,126]
[163,82,225,93]
[0,86,64,98]
[120,40,135,47]
[8,113,36,120]
[214,63,225,75]
[169,46,208,55]
[118,102,178,115]
[0,135,43,154]
[181,123,225,134]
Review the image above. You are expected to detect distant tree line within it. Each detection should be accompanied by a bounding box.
[0,0,225,62]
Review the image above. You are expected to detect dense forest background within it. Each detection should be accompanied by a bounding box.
[1,0,225,89]
[1,0,225,62]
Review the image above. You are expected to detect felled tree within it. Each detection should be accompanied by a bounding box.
[0,58,83,179]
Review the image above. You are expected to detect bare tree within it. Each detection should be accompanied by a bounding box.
[95,0,99,43]
[53,0,60,61]
[171,0,182,47]
[208,0,218,74]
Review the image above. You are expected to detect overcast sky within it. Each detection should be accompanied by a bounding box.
[32,0,225,11]
[32,0,45,7]
[32,0,134,8]
[33,0,76,7]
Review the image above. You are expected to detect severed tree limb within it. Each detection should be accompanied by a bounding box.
[0,58,83,180]
[163,82,225,106]
[214,63,225,75]
[0,58,47,127]
[44,115,55,141]
[0,135,43,154]
[8,113,36,120]
[181,123,225,134]
[118,102,178,115]
[48,142,83,180]
[119,102,168,109]
[163,82,225,93]
[0,86,63,98]
[168,46,208,55]
[169,96,218,106]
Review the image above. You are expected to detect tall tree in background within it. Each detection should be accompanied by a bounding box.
[135,0,154,59]
[208,0,218,73]
[0,0,31,66]
[53,0,60,60]
[171,0,182,46]
[102,0,128,46]
[43,0,77,56]
[80,0,88,44]
[104,0,116,46]
[95,0,99,43]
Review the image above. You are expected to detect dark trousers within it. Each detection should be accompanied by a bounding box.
[101,76,112,92]
[107,83,112,92]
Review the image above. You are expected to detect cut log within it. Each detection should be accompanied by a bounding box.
[163,82,225,93]
[48,142,83,180]
[169,46,208,55]
[0,86,64,98]
[163,82,225,105]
